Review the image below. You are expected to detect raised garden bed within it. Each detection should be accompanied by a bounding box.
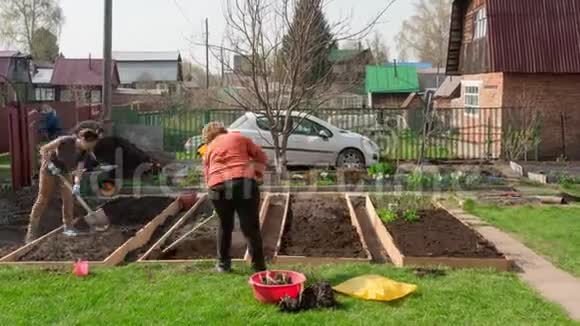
[0,196,179,266]
[275,193,370,265]
[367,195,512,271]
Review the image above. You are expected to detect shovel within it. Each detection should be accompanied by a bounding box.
[47,162,111,230]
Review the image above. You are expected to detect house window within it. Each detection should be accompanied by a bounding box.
[90,90,102,104]
[464,83,481,115]
[35,88,55,101]
[474,7,487,40]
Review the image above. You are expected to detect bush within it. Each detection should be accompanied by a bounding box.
[368,162,396,179]
[179,168,204,188]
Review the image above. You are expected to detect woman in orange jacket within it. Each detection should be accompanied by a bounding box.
[202,122,267,273]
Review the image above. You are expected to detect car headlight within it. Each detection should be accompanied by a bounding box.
[362,138,379,153]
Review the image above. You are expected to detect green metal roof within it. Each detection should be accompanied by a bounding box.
[329,49,365,63]
[365,65,420,94]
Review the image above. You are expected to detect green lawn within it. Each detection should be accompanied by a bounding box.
[466,204,580,277]
[0,264,575,325]
[0,153,10,186]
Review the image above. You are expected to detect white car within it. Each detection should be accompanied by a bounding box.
[185,112,380,168]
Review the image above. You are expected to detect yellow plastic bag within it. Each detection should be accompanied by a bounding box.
[333,275,417,302]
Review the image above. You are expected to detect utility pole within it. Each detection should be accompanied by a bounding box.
[220,45,225,87]
[103,0,113,128]
[205,18,209,89]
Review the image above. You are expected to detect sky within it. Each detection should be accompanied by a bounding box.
[59,0,414,70]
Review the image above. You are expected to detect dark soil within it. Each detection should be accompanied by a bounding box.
[123,212,183,262]
[350,197,388,262]
[93,136,160,177]
[261,196,286,261]
[385,209,503,258]
[279,196,366,258]
[20,197,173,262]
[148,199,247,260]
[0,185,85,257]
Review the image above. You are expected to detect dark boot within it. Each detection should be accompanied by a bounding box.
[216,260,232,273]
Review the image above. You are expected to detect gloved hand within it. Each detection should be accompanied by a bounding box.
[47,162,62,176]
[72,184,81,196]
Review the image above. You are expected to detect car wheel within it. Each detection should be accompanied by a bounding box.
[337,148,365,168]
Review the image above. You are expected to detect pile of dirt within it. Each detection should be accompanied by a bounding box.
[384,209,503,258]
[279,282,337,313]
[20,197,173,262]
[93,136,160,177]
[279,196,366,258]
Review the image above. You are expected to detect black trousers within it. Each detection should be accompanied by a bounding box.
[209,178,265,271]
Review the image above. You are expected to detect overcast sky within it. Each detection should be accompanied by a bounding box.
[59,0,414,69]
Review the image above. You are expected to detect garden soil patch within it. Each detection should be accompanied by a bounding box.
[279,196,365,258]
[124,212,183,262]
[149,199,247,260]
[0,185,86,257]
[384,209,503,258]
[20,197,173,262]
[93,136,161,177]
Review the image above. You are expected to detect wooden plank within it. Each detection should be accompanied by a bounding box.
[0,226,64,262]
[103,199,181,266]
[345,194,372,260]
[137,258,246,265]
[510,161,524,177]
[138,194,208,261]
[274,255,369,266]
[528,172,548,184]
[365,195,405,267]
[244,193,272,262]
[272,193,291,262]
[403,257,512,272]
[0,261,107,268]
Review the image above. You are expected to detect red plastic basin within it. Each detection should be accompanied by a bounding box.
[248,270,307,304]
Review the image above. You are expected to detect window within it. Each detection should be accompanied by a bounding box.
[90,90,101,104]
[464,83,481,115]
[474,7,487,40]
[35,88,55,101]
[256,115,283,132]
[292,118,332,137]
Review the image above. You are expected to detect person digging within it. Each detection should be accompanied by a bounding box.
[26,123,102,242]
[202,122,267,273]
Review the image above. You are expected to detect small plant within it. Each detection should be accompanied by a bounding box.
[368,162,396,179]
[558,175,579,189]
[179,168,204,188]
[462,198,476,213]
[260,272,293,285]
[403,209,420,223]
[377,208,398,223]
[407,170,433,190]
[315,171,336,186]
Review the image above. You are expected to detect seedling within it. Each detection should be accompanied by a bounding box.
[261,272,293,285]
[403,209,420,223]
[377,208,398,223]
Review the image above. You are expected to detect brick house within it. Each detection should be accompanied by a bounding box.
[438,0,580,160]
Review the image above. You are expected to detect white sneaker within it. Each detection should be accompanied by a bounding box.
[63,227,79,237]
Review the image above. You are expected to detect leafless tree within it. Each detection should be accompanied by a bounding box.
[208,0,393,176]
[396,0,451,67]
[367,31,390,65]
[0,0,64,53]
[503,92,543,161]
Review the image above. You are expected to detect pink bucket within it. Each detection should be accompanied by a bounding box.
[73,260,89,277]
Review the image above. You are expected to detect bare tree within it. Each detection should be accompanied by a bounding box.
[503,92,543,161]
[0,0,64,53]
[396,0,451,66]
[212,0,393,176]
[367,31,390,65]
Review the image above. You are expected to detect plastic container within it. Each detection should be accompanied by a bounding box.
[178,192,198,210]
[248,270,307,304]
[73,260,89,277]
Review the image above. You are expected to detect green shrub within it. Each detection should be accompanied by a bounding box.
[403,209,420,223]
[462,198,476,213]
[368,162,396,179]
[377,208,398,223]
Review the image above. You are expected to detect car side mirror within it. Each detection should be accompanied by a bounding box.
[318,130,330,140]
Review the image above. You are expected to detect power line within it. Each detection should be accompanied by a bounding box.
[172,0,194,26]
